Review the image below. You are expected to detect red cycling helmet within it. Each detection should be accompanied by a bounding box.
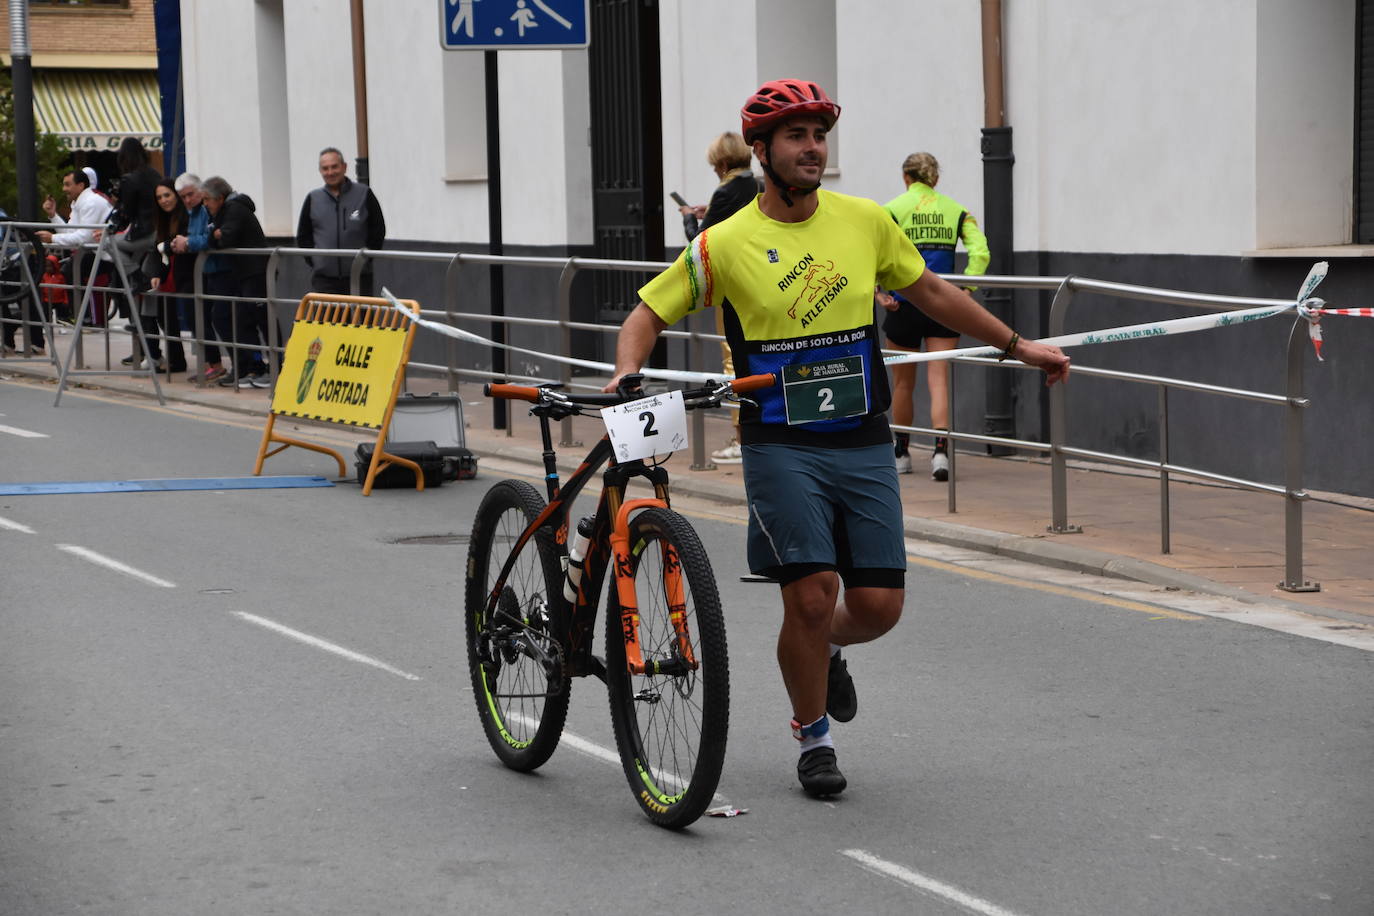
[740,79,841,143]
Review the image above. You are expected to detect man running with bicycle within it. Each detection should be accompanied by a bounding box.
[608,79,1070,798]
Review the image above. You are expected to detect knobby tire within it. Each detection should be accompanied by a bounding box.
[605,507,729,829]
[464,479,570,771]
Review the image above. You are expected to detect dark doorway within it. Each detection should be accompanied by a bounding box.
[1358,0,1374,242]
[588,0,664,357]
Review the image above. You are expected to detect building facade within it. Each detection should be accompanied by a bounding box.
[1,0,163,184]
[176,0,1374,498]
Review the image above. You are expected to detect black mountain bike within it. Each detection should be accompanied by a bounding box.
[465,373,772,829]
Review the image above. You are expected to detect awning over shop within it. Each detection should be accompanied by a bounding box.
[32,69,162,152]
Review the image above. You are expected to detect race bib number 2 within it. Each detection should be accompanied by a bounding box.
[782,356,868,425]
[602,390,689,462]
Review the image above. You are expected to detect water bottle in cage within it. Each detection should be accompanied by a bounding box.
[563,516,595,603]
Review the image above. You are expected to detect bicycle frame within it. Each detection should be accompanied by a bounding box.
[480,401,685,684]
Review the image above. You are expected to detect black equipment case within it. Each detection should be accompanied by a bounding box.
[353,393,478,489]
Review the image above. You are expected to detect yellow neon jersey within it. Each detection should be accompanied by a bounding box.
[640,189,925,446]
[883,181,989,278]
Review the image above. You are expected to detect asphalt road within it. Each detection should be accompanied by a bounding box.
[2,377,1371,916]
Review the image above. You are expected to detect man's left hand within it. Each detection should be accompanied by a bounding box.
[1015,340,1071,386]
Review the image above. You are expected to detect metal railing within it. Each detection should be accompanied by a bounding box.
[888,273,1314,591]
[0,238,1318,591]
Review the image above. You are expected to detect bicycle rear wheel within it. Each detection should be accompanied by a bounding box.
[605,507,728,829]
[465,479,570,771]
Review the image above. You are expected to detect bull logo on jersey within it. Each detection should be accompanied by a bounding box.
[787,258,850,326]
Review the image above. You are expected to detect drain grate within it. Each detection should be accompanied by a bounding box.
[391,534,469,546]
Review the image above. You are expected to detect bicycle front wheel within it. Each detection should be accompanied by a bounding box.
[465,479,570,771]
[605,507,728,829]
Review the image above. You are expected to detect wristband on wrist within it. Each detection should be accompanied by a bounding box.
[997,331,1021,362]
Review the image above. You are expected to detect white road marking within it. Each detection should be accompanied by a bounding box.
[233,612,422,681]
[0,515,35,533]
[510,711,739,811]
[56,544,176,588]
[841,849,1027,916]
[0,423,48,438]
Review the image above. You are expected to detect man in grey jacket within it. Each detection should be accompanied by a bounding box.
[295,147,386,296]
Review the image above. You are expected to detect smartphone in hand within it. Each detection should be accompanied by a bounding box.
[669,191,688,208]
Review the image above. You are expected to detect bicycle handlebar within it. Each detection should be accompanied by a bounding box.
[483,373,776,409]
[483,383,542,403]
[725,373,775,394]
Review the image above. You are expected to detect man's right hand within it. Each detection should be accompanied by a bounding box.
[42,196,56,217]
[36,231,53,243]
[603,303,668,392]
[602,371,645,395]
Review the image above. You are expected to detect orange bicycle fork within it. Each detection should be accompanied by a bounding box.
[604,472,698,678]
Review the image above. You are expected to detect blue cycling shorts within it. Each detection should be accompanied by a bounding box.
[742,441,906,588]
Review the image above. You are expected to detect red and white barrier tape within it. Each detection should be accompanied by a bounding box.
[1311,307,1374,317]
[382,261,1346,384]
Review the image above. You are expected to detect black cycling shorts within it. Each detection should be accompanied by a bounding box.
[882,295,959,348]
[743,442,906,590]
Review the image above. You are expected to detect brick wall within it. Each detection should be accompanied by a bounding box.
[0,0,156,57]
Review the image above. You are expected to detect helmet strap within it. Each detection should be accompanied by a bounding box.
[759,135,821,210]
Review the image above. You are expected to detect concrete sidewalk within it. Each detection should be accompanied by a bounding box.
[5,330,1372,621]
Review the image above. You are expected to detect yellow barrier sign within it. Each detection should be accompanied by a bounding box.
[254,292,424,495]
[271,320,408,428]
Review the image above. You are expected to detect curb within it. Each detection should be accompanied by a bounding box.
[466,433,1278,607]
[900,515,1268,605]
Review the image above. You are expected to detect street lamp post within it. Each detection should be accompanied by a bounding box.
[9,0,38,220]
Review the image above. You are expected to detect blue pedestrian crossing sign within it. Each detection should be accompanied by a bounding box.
[440,0,590,50]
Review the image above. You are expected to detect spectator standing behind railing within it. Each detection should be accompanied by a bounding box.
[131,178,191,373]
[41,169,116,330]
[109,138,162,322]
[20,169,112,352]
[675,131,761,465]
[38,168,112,249]
[202,176,274,389]
[83,167,112,208]
[879,152,989,481]
[171,173,227,383]
[40,254,69,325]
[295,147,386,296]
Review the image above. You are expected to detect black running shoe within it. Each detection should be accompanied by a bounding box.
[797,746,847,797]
[826,651,858,722]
